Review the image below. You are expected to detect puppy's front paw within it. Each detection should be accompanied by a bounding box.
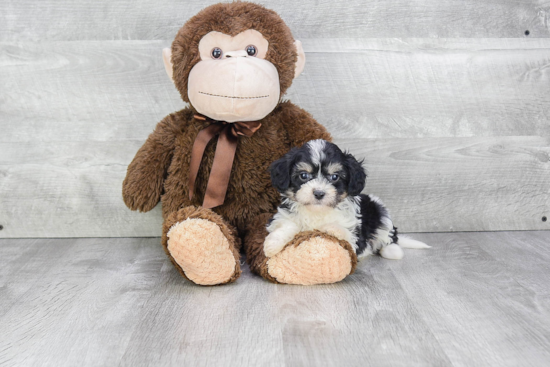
[264,233,288,258]
[320,224,351,242]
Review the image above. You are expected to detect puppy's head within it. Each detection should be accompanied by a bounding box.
[270,140,366,209]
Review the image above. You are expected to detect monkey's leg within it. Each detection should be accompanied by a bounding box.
[244,213,357,285]
[162,206,241,285]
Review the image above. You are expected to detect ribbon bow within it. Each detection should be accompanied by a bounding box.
[188,114,262,209]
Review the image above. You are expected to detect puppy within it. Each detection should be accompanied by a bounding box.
[264,139,429,259]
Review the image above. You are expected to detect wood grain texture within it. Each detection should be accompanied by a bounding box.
[0,238,166,366]
[468,231,550,300]
[2,39,549,143]
[297,38,550,139]
[276,266,451,366]
[392,232,550,366]
[0,136,548,237]
[0,239,74,316]
[1,232,550,366]
[0,41,182,143]
[119,256,286,366]
[343,136,550,233]
[0,141,164,238]
[1,0,549,41]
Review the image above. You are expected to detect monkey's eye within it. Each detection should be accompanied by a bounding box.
[329,174,340,182]
[246,45,257,57]
[299,172,312,181]
[211,47,223,59]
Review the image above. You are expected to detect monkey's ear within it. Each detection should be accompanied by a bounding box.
[294,40,306,79]
[162,48,174,81]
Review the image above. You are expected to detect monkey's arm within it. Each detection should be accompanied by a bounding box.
[122,114,179,212]
[278,101,332,147]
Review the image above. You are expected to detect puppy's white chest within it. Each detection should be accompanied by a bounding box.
[297,206,359,247]
[296,207,352,231]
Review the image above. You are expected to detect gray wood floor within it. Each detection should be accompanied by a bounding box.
[1,231,549,367]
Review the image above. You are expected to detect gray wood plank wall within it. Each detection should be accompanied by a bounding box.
[1,0,549,237]
[2,0,550,40]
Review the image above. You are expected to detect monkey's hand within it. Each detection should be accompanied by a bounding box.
[122,161,166,212]
[122,116,177,212]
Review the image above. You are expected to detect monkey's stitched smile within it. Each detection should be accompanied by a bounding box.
[199,91,269,99]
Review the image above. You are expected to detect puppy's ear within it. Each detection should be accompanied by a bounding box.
[345,153,367,196]
[269,149,297,193]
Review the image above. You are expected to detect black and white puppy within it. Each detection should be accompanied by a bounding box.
[265,139,429,259]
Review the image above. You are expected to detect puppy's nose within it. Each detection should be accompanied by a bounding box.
[313,190,325,200]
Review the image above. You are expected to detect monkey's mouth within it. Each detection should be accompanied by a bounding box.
[199,91,269,99]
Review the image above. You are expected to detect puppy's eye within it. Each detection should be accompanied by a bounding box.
[329,174,340,182]
[299,172,311,181]
[211,47,223,59]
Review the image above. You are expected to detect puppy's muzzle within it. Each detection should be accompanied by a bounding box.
[313,190,326,200]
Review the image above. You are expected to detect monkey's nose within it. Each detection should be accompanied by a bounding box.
[224,50,248,58]
[313,190,325,200]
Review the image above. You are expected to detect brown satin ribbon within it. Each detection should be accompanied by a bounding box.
[189,114,262,209]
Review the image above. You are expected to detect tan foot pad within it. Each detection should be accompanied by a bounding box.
[267,236,353,285]
[167,218,237,285]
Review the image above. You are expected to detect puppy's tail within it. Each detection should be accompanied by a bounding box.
[398,236,431,249]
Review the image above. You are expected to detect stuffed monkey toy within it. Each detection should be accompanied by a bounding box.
[122,2,357,285]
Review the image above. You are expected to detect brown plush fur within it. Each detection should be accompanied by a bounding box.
[243,213,279,282]
[122,2,354,285]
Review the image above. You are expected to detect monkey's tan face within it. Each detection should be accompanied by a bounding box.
[187,30,280,122]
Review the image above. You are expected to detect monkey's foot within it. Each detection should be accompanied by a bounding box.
[266,231,357,285]
[163,207,241,285]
